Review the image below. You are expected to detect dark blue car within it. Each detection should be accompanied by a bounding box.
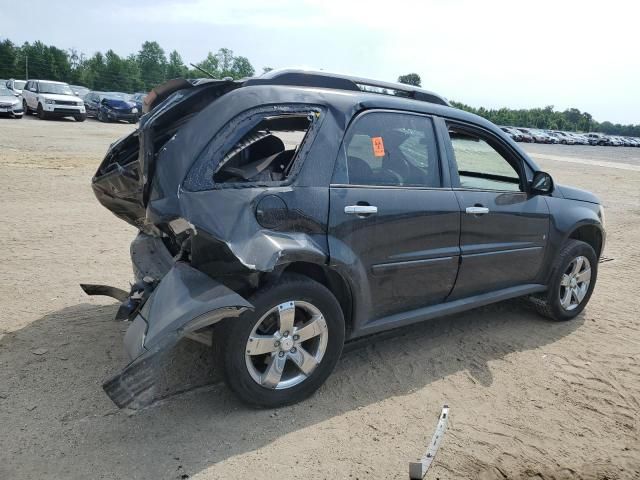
[84,91,139,123]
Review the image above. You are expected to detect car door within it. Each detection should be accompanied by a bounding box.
[328,110,461,330]
[22,81,33,107]
[440,120,550,299]
[85,93,97,116]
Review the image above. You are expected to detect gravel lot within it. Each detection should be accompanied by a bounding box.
[1,116,639,479]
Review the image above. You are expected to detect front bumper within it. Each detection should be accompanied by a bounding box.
[0,104,22,115]
[43,103,85,115]
[102,260,253,408]
[103,108,138,122]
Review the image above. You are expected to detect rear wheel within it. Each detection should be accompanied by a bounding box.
[529,239,598,321]
[218,274,345,408]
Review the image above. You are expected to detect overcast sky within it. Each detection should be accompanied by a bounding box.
[3,0,639,124]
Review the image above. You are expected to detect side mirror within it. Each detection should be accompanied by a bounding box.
[531,171,554,194]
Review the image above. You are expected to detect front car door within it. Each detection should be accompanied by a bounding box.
[328,110,461,334]
[439,119,550,299]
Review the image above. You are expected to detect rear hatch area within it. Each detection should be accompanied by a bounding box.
[91,78,242,230]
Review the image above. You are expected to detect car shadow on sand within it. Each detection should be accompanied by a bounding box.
[0,299,583,478]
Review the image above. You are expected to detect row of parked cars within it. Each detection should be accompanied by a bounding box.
[500,126,640,147]
[0,78,146,123]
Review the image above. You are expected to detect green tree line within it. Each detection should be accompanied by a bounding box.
[0,38,255,93]
[1,38,637,136]
[397,72,639,137]
[450,101,640,137]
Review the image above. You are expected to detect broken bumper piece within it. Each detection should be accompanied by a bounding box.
[102,262,253,409]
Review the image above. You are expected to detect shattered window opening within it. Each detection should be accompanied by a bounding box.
[213,114,314,184]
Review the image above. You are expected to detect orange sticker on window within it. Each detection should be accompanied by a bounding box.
[371,136,385,157]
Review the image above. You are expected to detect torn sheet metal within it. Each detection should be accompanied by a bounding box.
[80,284,129,302]
[409,405,449,479]
[101,262,252,409]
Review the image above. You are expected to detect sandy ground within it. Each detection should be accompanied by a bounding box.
[0,116,639,480]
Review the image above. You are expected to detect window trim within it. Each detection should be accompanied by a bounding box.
[440,119,532,194]
[330,109,445,190]
[183,103,325,192]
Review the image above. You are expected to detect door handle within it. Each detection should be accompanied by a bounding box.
[345,205,378,215]
[465,206,490,215]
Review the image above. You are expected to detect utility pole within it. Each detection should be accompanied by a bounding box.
[25,54,28,80]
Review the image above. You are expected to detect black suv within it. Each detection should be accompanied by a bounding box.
[87,70,605,409]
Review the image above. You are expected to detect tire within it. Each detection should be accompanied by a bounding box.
[97,110,107,122]
[74,113,87,122]
[529,239,598,321]
[37,103,47,120]
[218,273,345,408]
[23,100,31,115]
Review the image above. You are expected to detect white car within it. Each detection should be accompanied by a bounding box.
[5,79,27,95]
[21,80,86,121]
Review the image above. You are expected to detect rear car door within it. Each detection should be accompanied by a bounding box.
[329,110,460,328]
[23,81,35,108]
[441,120,550,299]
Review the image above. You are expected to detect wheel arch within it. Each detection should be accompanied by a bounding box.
[567,223,604,258]
[278,261,354,336]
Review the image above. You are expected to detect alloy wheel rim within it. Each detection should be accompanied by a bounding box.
[559,256,591,311]
[245,300,328,390]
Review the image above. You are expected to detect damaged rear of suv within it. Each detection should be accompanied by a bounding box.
[87,69,604,409]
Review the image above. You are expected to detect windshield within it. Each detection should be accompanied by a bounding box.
[14,80,26,90]
[100,92,131,101]
[39,82,73,95]
[0,85,14,96]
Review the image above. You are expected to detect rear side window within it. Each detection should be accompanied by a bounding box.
[213,113,314,184]
[333,111,440,187]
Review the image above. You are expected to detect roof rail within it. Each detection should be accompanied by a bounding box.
[244,69,450,107]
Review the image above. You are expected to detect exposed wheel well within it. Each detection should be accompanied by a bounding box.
[568,225,603,258]
[280,262,353,335]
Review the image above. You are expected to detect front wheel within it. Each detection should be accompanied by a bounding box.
[23,100,31,115]
[529,239,598,321]
[37,103,47,120]
[218,274,345,408]
[74,113,87,122]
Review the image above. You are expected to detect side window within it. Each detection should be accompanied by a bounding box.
[335,112,440,187]
[447,125,522,192]
[212,111,316,184]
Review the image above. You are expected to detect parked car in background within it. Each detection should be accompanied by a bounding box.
[517,127,546,143]
[511,127,532,142]
[84,91,139,123]
[568,133,589,145]
[70,85,90,99]
[608,136,622,146]
[5,78,27,95]
[526,129,554,143]
[549,131,576,145]
[584,133,611,146]
[515,128,536,143]
[0,84,24,118]
[21,80,86,121]
[500,126,523,141]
